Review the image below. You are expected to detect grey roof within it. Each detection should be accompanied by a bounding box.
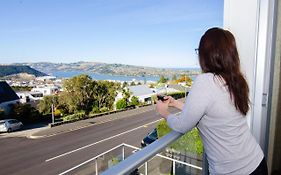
[128,85,153,96]
[0,81,19,104]
[167,84,190,92]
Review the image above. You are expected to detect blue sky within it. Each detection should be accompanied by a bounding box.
[0,0,223,68]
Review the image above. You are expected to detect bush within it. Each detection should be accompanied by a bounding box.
[129,96,140,107]
[62,112,86,122]
[116,99,127,110]
[100,107,108,113]
[9,103,40,123]
[54,109,62,117]
[91,106,100,114]
[168,92,187,99]
[156,120,203,155]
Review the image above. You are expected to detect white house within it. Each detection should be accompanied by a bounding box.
[16,91,43,103]
[31,85,59,96]
[127,85,155,104]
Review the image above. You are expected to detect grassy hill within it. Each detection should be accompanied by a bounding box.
[18,62,201,77]
[0,65,47,77]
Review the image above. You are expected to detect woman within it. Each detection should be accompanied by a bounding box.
[156,27,268,175]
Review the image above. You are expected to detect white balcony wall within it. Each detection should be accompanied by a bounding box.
[224,0,276,151]
[224,0,280,173]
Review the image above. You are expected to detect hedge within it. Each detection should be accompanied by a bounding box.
[62,112,86,122]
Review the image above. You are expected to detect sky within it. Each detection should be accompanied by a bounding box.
[0,0,223,68]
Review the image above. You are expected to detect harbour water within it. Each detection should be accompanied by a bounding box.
[51,68,199,82]
[51,71,160,82]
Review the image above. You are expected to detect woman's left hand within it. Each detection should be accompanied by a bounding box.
[156,100,170,119]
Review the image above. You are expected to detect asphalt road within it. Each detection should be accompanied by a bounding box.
[0,108,178,175]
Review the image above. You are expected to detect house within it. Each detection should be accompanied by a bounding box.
[16,91,43,103]
[31,85,59,96]
[127,85,155,104]
[0,81,20,114]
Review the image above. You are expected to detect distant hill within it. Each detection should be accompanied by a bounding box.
[15,62,200,77]
[0,65,47,77]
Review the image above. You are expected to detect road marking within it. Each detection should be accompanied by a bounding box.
[45,119,162,162]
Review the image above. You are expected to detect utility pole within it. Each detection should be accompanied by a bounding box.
[51,103,54,124]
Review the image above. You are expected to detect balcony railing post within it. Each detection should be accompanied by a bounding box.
[145,162,148,175]
[95,159,98,175]
[173,160,176,175]
[122,145,125,161]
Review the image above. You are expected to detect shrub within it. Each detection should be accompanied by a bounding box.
[54,109,62,117]
[168,92,187,99]
[100,107,108,113]
[116,99,127,110]
[62,112,86,122]
[129,96,140,107]
[91,106,100,114]
[9,103,40,123]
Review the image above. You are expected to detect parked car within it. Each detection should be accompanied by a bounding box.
[0,119,24,133]
[141,128,158,147]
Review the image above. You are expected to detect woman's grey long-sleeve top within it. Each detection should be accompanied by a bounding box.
[167,73,264,175]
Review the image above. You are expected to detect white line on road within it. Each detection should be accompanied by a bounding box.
[45,119,162,162]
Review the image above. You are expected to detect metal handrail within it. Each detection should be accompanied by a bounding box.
[101,130,184,175]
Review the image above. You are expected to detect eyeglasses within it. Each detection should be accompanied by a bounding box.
[195,48,199,55]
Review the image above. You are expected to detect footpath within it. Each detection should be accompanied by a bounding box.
[29,105,156,139]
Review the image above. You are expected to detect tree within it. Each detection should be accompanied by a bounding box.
[62,74,96,114]
[122,88,131,105]
[148,84,155,88]
[176,74,193,86]
[130,81,136,86]
[130,96,140,107]
[38,95,59,115]
[93,81,118,112]
[158,75,169,83]
[116,99,127,110]
[122,81,128,88]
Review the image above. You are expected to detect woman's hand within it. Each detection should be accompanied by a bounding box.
[156,99,170,119]
[164,96,184,110]
[164,96,176,107]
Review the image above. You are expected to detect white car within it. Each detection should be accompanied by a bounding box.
[0,119,24,133]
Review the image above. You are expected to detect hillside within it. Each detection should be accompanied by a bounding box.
[17,62,200,77]
[0,65,47,77]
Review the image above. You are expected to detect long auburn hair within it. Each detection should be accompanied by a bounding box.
[198,27,249,115]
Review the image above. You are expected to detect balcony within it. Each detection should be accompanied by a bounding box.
[58,130,205,175]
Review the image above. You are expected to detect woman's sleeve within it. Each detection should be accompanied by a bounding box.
[166,75,212,133]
